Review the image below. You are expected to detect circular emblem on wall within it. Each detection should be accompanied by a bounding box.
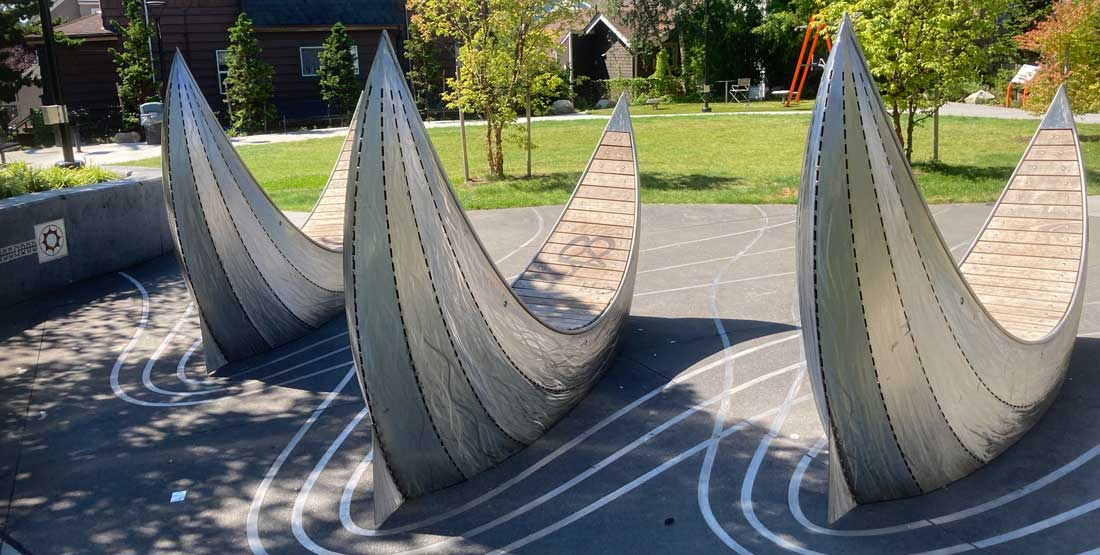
[40,224,65,257]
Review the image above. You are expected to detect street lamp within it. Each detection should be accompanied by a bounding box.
[701,0,712,113]
[145,0,168,90]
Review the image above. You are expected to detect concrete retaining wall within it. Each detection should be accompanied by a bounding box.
[0,176,173,307]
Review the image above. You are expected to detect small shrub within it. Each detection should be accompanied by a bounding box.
[0,162,119,200]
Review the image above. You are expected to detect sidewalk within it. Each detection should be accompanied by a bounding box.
[8,102,1098,169]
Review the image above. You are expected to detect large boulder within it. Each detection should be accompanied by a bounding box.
[113,131,141,144]
[550,99,575,115]
[964,90,996,105]
[595,98,614,110]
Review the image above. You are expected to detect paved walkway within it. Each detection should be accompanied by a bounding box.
[4,203,1100,554]
[8,102,1099,169]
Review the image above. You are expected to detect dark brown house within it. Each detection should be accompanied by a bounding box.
[45,0,407,132]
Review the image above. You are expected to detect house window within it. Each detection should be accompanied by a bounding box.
[216,50,229,95]
[299,45,359,77]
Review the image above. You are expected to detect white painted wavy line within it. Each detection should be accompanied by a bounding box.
[642,219,796,253]
[494,207,545,266]
[248,368,358,555]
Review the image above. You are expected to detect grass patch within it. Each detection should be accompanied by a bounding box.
[0,162,120,200]
[128,114,1100,211]
[585,99,810,116]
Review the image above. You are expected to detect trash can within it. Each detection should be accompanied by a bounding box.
[140,102,164,145]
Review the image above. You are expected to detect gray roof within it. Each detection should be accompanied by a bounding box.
[240,0,405,27]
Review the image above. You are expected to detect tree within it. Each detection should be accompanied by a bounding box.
[317,22,360,115]
[409,0,576,178]
[0,1,37,104]
[673,0,763,92]
[110,0,157,131]
[606,0,686,61]
[752,0,817,94]
[1016,0,1100,114]
[822,1,1014,161]
[223,13,274,134]
[405,18,446,114]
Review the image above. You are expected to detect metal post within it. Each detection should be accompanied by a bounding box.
[456,43,470,182]
[37,0,79,167]
[525,85,532,179]
[701,0,711,113]
[933,88,940,162]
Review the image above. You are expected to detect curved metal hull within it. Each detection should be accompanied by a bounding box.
[163,53,348,371]
[797,17,1088,522]
[346,34,639,522]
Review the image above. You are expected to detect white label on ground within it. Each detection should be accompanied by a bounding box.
[34,219,69,263]
[170,490,187,503]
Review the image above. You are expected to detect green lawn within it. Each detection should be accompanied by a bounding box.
[130,114,1100,212]
[585,99,811,115]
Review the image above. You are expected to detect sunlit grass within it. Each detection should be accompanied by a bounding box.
[128,114,1100,211]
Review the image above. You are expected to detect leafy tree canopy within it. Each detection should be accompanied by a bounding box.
[1016,0,1100,113]
[0,1,37,104]
[821,0,1015,160]
[110,0,158,131]
[409,0,576,178]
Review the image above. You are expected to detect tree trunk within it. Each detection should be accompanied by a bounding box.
[484,121,496,176]
[905,100,917,162]
[890,98,905,152]
[492,122,504,178]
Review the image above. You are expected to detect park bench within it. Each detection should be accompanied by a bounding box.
[644,98,663,110]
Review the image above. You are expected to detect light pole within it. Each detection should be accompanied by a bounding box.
[701,0,712,113]
[146,0,167,92]
[36,0,80,167]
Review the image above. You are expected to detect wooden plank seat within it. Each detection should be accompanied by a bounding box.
[513,130,638,330]
[299,124,357,251]
[960,129,1084,341]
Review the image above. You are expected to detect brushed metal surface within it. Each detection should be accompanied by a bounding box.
[797,16,1088,522]
[163,52,349,371]
[345,33,639,523]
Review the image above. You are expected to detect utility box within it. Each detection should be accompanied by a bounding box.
[41,105,69,125]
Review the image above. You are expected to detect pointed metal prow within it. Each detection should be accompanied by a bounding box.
[606,93,633,133]
[1040,84,1076,130]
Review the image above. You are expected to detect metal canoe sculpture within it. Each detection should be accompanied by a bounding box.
[797,15,1088,522]
[163,52,355,371]
[346,33,639,522]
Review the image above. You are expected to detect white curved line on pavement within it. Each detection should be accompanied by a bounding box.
[634,272,796,298]
[639,246,794,275]
[642,219,795,253]
[493,206,545,266]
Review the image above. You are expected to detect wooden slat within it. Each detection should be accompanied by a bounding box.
[526,262,624,281]
[589,159,635,175]
[994,203,1083,220]
[979,229,1082,247]
[561,209,635,227]
[977,293,1068,313]
[962,273,1077,294]
[969,284,1072,304]
[601,131,632,147]
[547,232,631,251]
[1032,130,1076,146]
[555,221,633,239]
[985,304,1065,323]
[1001,190,1082,206]
[961,263,1078,283]
[1025,146,1078,161]
[595,145,634,161]
[513,282,613,303]
[521,272,620,291]
[966,252,1079,272]
[988,216,1081,233]
[568,198,635,215]
[582,172,636,189]
[539,246,629,263]
[1017,161,1081,176]
[576,185,635,202]
[1009,175,1082,191]
[525,302,602,320]
[517,293,607,311]
[970,241,1081,260]
[534,251,628,269]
